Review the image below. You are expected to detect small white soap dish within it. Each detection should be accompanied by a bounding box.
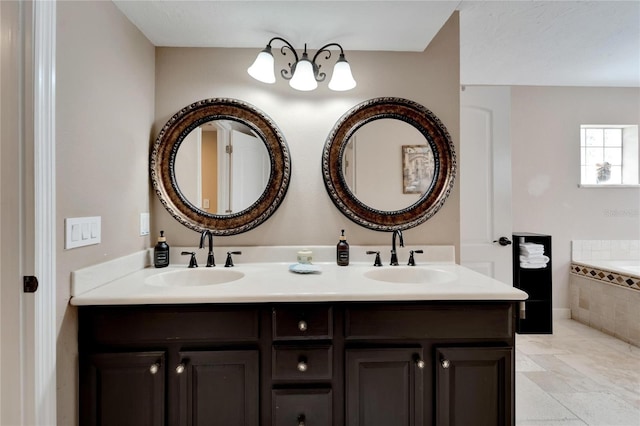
[289,263,322,274]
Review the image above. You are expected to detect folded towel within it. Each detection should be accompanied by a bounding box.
[520,262,548,269]
[520,242,544,249]
[520,243,545,256]
[519,255,550,264]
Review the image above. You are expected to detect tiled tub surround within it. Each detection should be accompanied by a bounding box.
[571,239,640,262]
[570,240,640,347]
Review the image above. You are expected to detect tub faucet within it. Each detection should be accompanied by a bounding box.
[199,230,215,267]
[390,229,404,266]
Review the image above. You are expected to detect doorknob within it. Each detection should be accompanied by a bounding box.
[493,237,512,246]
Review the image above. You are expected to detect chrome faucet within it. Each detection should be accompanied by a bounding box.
[199,230,215,267]
[390,229,404,266]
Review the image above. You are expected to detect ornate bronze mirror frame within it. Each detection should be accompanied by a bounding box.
[322,97,456,231]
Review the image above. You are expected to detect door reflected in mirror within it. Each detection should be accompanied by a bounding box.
[343,119,434,211]
[174,120,270,215]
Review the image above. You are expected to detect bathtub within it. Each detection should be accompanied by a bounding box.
[574,259,640,278]
[570,258,640,346]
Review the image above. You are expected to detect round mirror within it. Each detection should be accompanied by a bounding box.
[322,97,456,231]
[151,98,291,235]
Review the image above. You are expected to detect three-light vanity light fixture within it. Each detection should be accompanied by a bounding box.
[247,37,357,92]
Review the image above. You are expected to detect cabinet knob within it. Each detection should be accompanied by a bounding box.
[298,320,308,332]
[149,363,160,375]
[416,359,425,369]
[441,359,451,369]
[297,358,308,372]
[297,414,306,426]
[176,363,186,374]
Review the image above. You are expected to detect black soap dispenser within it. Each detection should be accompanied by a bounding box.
[337,229,350,266]
[154,230,170,268]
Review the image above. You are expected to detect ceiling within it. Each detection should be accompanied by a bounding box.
[113,1,640,87]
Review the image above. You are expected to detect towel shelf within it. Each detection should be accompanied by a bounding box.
[512,232,553,334]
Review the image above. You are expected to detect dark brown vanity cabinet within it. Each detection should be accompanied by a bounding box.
[345,348,424,426]
[79,305,261,426]
[177,350,260,425]
[79,301,517,426]
[81,351,166,426]
[435,347,513,426]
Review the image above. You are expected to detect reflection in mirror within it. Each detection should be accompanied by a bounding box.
[174,120,270,215]
[322,97,456,231]
[343,119,434,211]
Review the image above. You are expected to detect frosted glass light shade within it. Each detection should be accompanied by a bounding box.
[328,56,356,91]
[247,49,276,84]
[289,59,318,91]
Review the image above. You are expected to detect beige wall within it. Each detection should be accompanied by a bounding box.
[56,1,155,424]
[511,86,640,310]
[153,13,461,254]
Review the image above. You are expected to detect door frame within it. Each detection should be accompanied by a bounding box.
[0,1,55,424]
[33,1,57,424]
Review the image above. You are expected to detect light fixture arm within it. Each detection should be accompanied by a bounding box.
[265,37,300,80]
[312,43,346,82]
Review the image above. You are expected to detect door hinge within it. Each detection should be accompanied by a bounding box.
[23,276,39,293]
[225,145,233,154]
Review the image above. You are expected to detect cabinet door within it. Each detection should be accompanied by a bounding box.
[80,351,165,426]
[436,347,513,426]
[346,348,424,426]
[178,350,259,426]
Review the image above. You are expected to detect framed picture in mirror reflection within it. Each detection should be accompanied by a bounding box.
[402,145,435,194]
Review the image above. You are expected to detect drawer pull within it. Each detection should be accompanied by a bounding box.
[176,363,186,374]
[298,320,308,332]
[441,359,450,369]
[149,363,160,375]
[297,414,306,426]
[415,359,425,369]
[297,358,308,372]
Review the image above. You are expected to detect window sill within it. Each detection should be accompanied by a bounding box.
[578,184,640,188]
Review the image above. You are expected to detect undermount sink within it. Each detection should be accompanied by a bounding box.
[145,268,245,287]
[364,267,456,284]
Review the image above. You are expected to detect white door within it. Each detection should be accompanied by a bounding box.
[460,86,513,284]
[229,130,269,213]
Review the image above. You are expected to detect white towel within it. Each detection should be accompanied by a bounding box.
[520,262,548,269]
[520,243,544,256]
[519,255,550,264]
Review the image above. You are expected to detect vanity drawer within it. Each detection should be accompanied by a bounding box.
[345,303,513,340]
[272,305,332,340]
[79,305,260,345]
[272,345,333,381]
[272,388,332,426]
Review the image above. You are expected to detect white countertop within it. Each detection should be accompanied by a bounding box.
[70,260,528,306]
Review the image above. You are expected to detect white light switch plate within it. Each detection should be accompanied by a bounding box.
[140,212,150,236]
[65,216,101,249]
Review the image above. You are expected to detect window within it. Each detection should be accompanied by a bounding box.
[580,125,639,186]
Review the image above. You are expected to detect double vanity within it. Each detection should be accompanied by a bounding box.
[72,247,527,426]
[73,96,526,425]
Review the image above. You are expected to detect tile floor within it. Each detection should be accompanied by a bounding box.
[516,319,640,426]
